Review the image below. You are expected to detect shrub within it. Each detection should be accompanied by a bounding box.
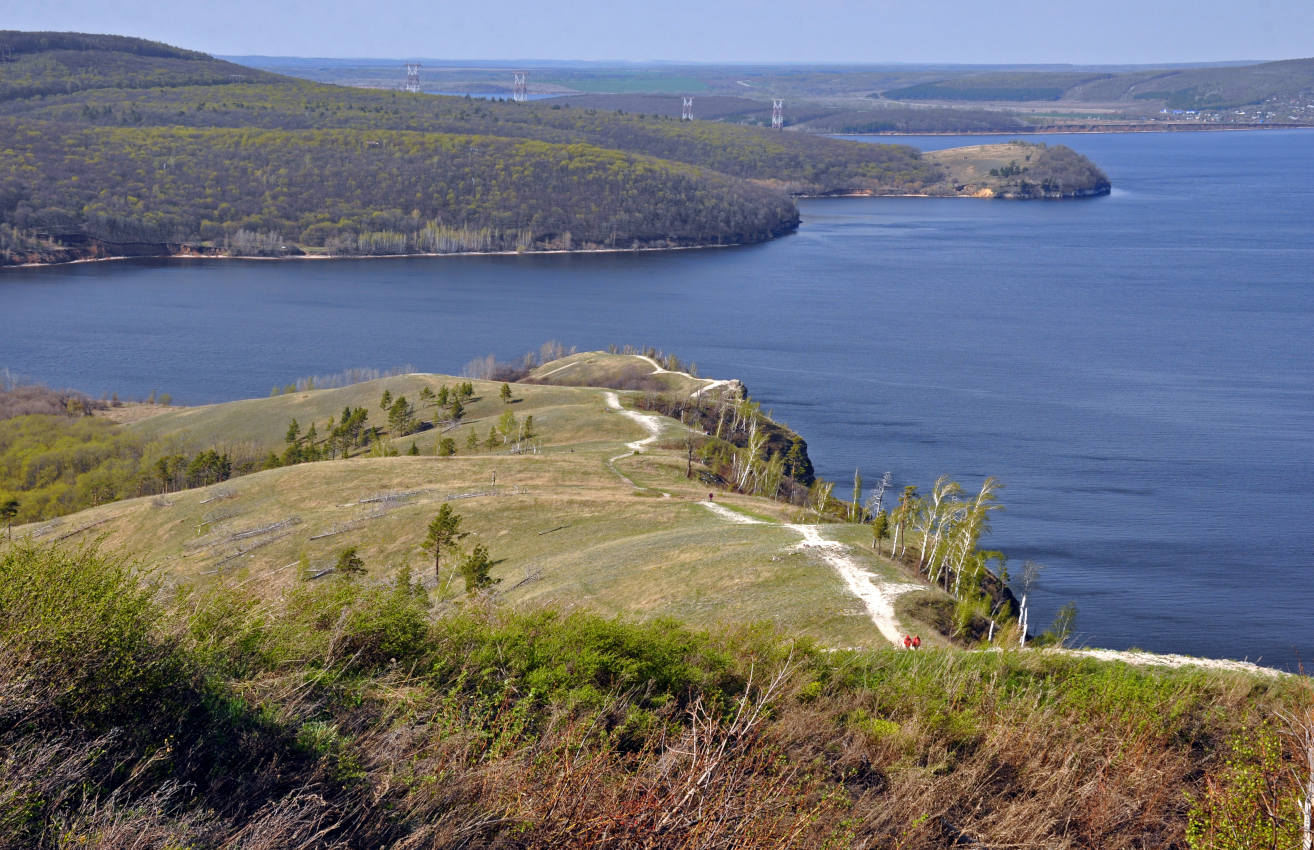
[341,567,431,668]
[0,542,188,730]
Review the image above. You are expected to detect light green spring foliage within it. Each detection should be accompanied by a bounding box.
[1187,727,1303,849]
[0,415,148,522]
[0,539,1310,847]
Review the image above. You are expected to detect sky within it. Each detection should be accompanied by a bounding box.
[4,0,1312,65]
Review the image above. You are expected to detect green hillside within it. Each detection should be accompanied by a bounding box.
[1116,57,1314,109]
[8,359,894,647]
[879,58,1314,110]
[0,121,797,252]
[0,32,282,101]
[0,32,1112,265]
[1,353,1309,847]
[885,70,1111,102]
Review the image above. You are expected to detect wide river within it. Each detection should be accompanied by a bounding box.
[2,130,1311,667]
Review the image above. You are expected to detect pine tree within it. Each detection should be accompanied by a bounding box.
[438,437,457,456]
[380,389,392,411]
[500,382,513,404]
[1,497,18,540]
[784,437,804,479]
[465,430,480,452]
[871,511,890,554]
[459,544,497,594]
[389,396,416,435]
[408,442,419,455]
[424,504,468,583]
[335,547,366,574]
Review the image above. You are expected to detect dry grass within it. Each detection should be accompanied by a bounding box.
[94,401,180,424]
[1,541,1309,849]
[8,364,917,648]
[527,351,708,395]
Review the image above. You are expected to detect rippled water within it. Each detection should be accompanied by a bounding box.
[3,129,1311,666]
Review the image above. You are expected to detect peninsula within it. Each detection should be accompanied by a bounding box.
[0,351,1305,848]
[0,31,1110,267]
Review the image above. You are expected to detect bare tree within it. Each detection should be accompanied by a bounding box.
[1278,703,1314,850]
[849,468,862,522]
[1018,560,1044,648]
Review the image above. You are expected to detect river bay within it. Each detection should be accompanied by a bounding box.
[2,130,1311,666]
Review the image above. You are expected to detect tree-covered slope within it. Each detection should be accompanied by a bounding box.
[0,32,1110,264]
[0,120,798,253]
[0,31,282,101]
[0,76,945,195]
[878,57,1314,110]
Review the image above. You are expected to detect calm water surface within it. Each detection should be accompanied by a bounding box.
[3,130,1311,666]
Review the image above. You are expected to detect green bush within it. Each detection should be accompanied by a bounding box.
[0,542,189,730]
[428,609,738,714]
[341,567,431,668]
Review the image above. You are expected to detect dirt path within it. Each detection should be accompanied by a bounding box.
[604,391,664,453]
[694,500,917,645]
[606,390,1282,668]
[786,523,923,644]
[701,502,765,524]
[690,378,736,399]
[629,355,737,400]
[604,392,917,645]
[603,391,666,489]
[536,361,580,378]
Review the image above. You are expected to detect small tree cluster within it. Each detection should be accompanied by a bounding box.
[424,503,499,595]
[153,449,233,492]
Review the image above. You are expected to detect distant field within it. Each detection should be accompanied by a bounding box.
[541,74,712,94]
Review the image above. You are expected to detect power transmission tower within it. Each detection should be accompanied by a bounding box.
[681,96,694,121]
[512,71,528,102]
[404,63,421,93]
[771,98,784,129]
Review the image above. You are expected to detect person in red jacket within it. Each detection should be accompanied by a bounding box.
[903,635,913,649]
[911,635,922,650]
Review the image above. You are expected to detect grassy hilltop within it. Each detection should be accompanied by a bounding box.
[0,31,1109,266]
[14,355,900,647]
[1,353,1310,848]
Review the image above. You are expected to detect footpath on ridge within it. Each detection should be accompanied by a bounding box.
[603,357,1286,674]
[604,379,923,646]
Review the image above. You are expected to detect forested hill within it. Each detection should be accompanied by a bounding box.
[0,122,799,256]
[880,57,1314,110]
[0,32,1106,264]
[0,32,283,101]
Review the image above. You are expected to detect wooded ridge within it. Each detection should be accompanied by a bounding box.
[0,31,1109,264]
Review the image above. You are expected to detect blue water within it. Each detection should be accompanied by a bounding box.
[2,130,1311,667]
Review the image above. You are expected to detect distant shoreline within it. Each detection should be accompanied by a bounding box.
[3,179,1109,271]
[838,123,1314,137]
[2,240,752,271]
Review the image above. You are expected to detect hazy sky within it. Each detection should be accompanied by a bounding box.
[7,0,1313,64]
